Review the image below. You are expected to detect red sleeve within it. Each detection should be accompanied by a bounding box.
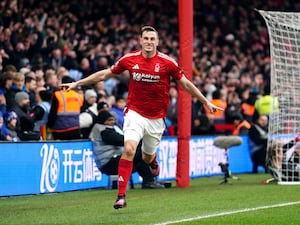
[110,57,127,74]
[169,61,184,80]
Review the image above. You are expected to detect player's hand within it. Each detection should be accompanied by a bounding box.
[206,101,224,113]
[59,82,77,91]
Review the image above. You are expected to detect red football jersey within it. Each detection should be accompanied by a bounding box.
[110,50,183,119]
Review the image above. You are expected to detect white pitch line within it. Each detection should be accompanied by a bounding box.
[153,201,300,225]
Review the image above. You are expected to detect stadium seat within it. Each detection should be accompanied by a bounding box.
[214,123,235,135]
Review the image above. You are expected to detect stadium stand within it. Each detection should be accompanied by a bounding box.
[0,0,299,139]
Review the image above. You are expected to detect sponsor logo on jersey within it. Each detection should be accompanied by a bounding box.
[132,72,160,82]
[132,64,139,69]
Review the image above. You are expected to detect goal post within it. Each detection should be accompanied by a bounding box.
[258,10,300,184]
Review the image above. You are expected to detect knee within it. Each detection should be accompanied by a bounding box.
[123,142,137,159]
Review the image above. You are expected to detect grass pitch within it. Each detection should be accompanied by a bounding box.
[1,173,299,225]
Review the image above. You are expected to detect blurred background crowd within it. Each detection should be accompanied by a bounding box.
[0,0,299,142]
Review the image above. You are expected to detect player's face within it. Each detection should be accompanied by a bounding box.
[140,31,159,54]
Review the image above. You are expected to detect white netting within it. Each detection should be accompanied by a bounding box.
[258,10,300,184]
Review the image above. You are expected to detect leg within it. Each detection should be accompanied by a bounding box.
[142,131,163,177]
[117,140,137,195]
[133,141,154,183]
[133,140,164,189]
[252,148,266,173]
[114,110,144,209]
[113,140,137,209]
[101,156,120,175]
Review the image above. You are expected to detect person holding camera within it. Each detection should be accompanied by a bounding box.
[266,136,300,182]
[89,110,164,189]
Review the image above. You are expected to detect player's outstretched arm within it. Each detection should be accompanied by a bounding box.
[60,68,115,90]
[178,75,224,113]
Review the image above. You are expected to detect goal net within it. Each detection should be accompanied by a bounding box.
[258,10,300,184]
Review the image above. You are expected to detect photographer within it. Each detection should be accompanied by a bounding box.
[89,110,164,189]
[267,136,300,182]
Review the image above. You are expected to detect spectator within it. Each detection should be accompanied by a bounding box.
[44,69,59,93]
[248,114,268,173]
[192,114,216,136]
[32,89,52,140]
[232,112,251,136]
[191,95,205,123]
[12,92,39,141]
[47,76,84,140]
[35,76,46,104]
[48,47,63,70]
[79,57,93,80]
[110,96,126,128]
[252,73,265,95]
[89,110,164,189]
[24,76,37,108]
[225,91,242,124]
[255,85,279,116]
[32,66,44,81]
[0,0,298,136]
[240,88,257,123]
[64,51,82,81]
[56,67,69,82]
[0,90,6,114]
[93,81,108,97]
[81,89,97,112]
[3,111,20,142]
[80,101,110,139]
[0,111,10,141]
[96,57,119,95]
[167,84,178,134]
[0,71,14,97]
[204,89,227,123]
[6,72,25,110]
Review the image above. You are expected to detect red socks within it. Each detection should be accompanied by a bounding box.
[118,158,133,196]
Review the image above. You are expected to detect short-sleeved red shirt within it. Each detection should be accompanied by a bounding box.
[110,50,183,119]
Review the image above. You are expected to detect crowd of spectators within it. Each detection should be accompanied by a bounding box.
[0,0,299,141]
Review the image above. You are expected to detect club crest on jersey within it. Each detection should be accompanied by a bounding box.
[155,63,160,72]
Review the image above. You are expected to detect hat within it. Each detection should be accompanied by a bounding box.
[15,92,29,104]
[39,90,52,102]
[19,58,30,68]
[97,101,109,111]
[61,76,75,84]
[97,111,114,124]
[85,89,97,101]
[3,111,18,124]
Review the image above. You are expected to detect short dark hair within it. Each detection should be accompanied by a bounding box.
[141,26,157,36]
[25,76,35,84]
